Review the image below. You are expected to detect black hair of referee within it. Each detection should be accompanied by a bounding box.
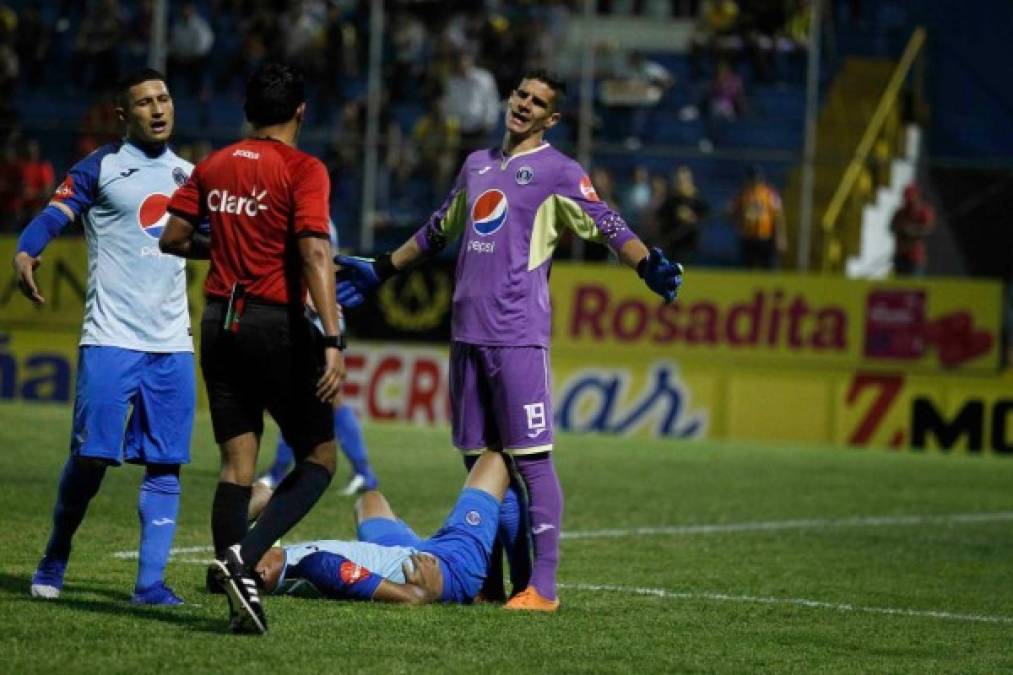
[160,62,345,633]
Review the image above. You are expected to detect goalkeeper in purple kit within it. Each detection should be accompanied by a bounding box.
[337,69,683,611]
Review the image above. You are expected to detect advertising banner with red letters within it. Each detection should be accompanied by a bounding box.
[549,265,1003,374]
[1,237,1008,452]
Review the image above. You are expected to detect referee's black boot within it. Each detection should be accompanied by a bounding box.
[205,567,224,594]
[209,545,268,635]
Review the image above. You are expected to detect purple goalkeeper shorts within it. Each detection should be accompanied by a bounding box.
[450,342,553,455]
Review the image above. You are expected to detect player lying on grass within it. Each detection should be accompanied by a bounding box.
[250,449,509,604]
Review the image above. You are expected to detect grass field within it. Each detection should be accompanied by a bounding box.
[2,402,1012,674]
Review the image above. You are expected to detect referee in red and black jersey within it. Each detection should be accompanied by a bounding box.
[160,63,342,635]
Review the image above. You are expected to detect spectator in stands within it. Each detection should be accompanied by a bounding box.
[281,0,326,76]
[698,60,745,149]
[689,0,743,80]
[18,138,53,225]
[890,184,935,276]
[388,11,429,104]
[591,166,619,208]
[407,93,461,202]
[646,173,670,234]
[0,140,22,230]
[0,15,16,129]
[731,165,786,269]
[126,0,153,60]
[14,5,48,86]
[655,166,709,263]
[604,51,675,148]
[169,2,215,95]
[214,4,273,93]
[622,166,653,229]
[444,50,501,160]
[177,139,214,166]
[73,0,124,91]
[745,0,788,82]
[77,90,120,157]
[773,0,812,81]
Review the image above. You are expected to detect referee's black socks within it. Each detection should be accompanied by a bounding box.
[212,482,251,558]
[239,461,333,567]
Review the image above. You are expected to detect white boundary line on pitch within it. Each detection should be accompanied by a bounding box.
[109,510,1013,560]
[560,511,1013,540]
[560,582,1013,625]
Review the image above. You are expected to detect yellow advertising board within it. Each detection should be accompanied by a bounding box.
[2,328,1010,453]
[548,351,1013,454]
[550,265,1003,374]
[2,236,1008,453]
[0,237,209,334]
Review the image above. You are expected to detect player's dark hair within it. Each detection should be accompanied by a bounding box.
[116,68,167,107]
[521,69,567,110]
[244,62,306,128]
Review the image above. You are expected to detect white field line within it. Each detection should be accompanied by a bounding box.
[559,511,1013,540]
[110,510,1013,560]
[560,582,1013,625]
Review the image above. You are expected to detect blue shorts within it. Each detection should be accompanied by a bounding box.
[71,346,195,466]
[357,488,500,603]
[357,517,424,549]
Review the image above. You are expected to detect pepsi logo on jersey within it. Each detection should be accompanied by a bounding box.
[468,240,495,254]
[137,193,171,239]
[471,189,508,236]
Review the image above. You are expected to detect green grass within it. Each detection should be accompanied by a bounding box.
[2,402,1013,674]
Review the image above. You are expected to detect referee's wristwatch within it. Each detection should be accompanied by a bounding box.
[322,334,347,351]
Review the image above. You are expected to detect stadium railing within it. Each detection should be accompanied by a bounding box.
[819,26,927,272]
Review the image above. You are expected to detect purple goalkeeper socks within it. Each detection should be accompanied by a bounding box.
[514,454,563,600]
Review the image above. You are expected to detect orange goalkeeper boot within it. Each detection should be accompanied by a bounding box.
[503,586,560,612]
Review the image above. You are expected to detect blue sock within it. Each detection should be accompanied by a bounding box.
[136,466,180,591]
[334,405,374,479]
[268,438,295,485]
[43,455,107,562]
[499,479,532,593]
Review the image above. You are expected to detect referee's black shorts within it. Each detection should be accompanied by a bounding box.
[200,299,334,457]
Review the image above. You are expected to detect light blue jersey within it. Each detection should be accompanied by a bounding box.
[52,140,194,353]
[277,539,414,595]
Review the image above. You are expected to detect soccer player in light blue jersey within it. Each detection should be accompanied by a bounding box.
[12,69,201,605]
[257,222,378,497]
[252,450,509,605]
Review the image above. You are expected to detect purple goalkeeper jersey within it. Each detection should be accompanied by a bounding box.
[413,143,638,347]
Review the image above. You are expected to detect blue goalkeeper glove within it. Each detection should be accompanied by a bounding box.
[637,247,683,304]
[335,253,397,307]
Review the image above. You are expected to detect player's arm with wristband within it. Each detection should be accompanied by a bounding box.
[336,170,469,307]
[334,238,423,308]
[13,150,106,304]
[12,201,74,304]
[560,165,684,304]
[622,238,684,305]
